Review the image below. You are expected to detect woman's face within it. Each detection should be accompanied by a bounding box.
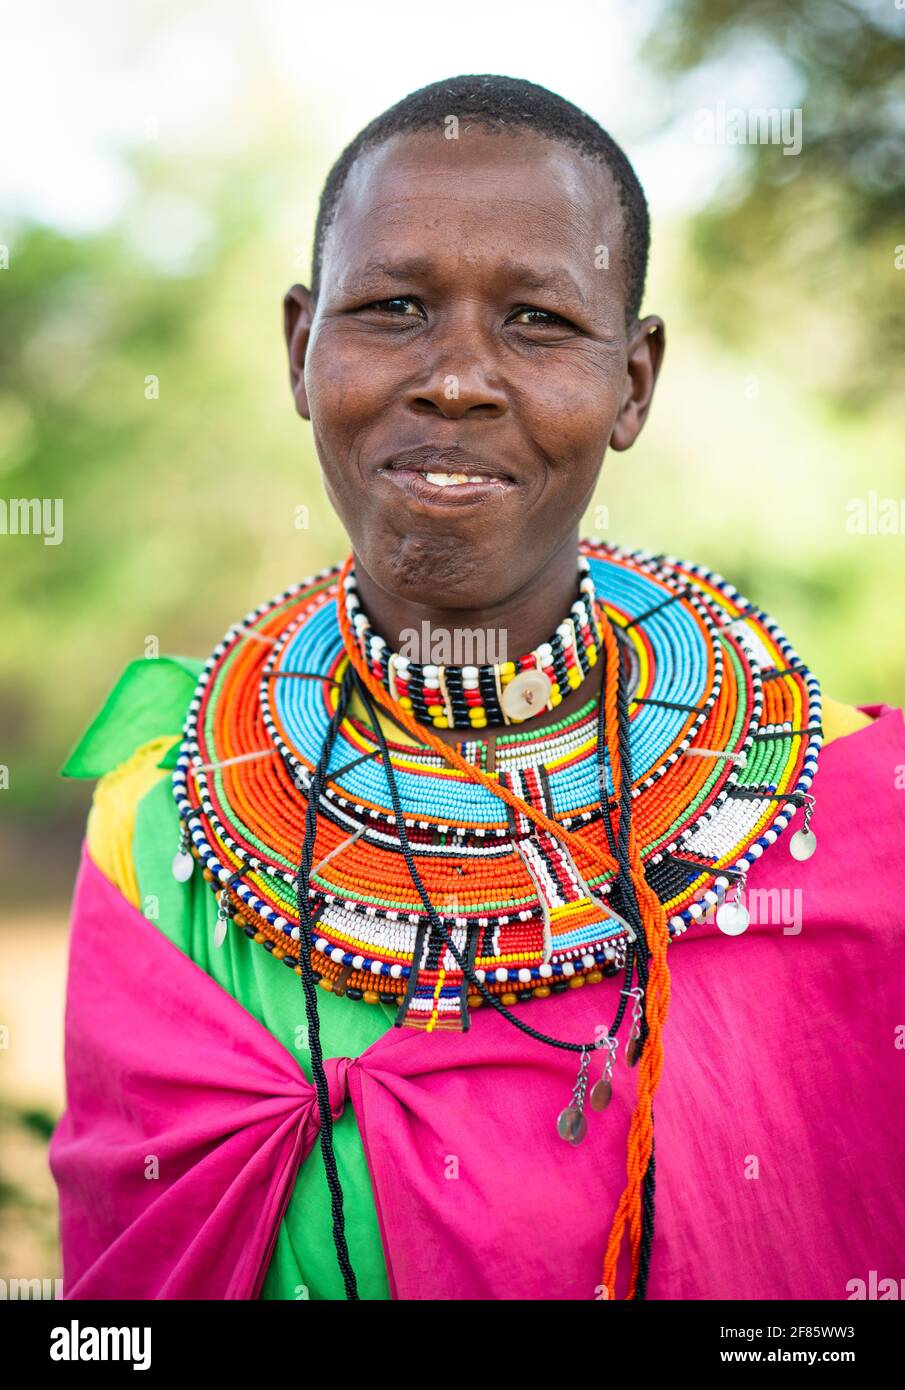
[286,128,663,610]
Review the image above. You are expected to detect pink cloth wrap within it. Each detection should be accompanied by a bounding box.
[50,705,905,1300]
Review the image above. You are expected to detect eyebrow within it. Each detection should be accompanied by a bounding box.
[339,256,591,311]
[495,259,591,311]
[338,257,440,297]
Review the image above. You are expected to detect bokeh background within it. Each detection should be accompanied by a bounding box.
[1,0,903,1283]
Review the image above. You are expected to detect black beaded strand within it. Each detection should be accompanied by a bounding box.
[293,670,360,1301]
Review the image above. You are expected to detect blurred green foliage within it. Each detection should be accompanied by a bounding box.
[1,147,343,851]
[643,0,905,410]
[0,1102,61,1275]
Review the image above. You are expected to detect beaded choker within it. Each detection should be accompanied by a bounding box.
[343,553,603,729]
[170,539,822,1300]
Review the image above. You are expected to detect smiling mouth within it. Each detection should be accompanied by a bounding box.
[421,470,493,487]
[376,446,517,505]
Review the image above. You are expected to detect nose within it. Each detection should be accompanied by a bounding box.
[406,331,508,420]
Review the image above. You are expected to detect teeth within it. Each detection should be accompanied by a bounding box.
[424,472,478,486]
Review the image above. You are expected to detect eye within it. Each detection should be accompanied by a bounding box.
[507,306,575,329]
[364,297,423,317]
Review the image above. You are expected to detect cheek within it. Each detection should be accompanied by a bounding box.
[305,330,387,445]
[305,336,391,535]
[519,364,621,478]
[304,344,351,444]
[305,352,360,518]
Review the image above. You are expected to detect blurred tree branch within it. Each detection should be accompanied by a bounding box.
[642,0,905,410]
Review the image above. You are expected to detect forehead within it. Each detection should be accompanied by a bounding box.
[321,128,626,298]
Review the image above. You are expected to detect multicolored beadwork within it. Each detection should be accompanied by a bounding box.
[344,553,602,728]
[171,540,821,1032]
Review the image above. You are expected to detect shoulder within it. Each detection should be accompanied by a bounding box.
[61,655,203,779]
[86,734,181,905]
[584,542,889,751]
[821,695,878,745]
[63,655,202,905]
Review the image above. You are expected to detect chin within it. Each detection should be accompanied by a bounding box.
[366,524,507,605]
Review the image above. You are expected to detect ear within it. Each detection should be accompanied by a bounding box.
[609,316,665,452]
[283,284,316,420]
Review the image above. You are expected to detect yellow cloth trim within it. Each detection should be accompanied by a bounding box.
[822,695,873,743]
[85,734,181,907]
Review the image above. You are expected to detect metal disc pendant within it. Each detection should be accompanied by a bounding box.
[789,827,817,861]
[214,915,229,948]
[716,900,750,936]
[589,1078,612,1111]
[625,1036,642,1068]
[501,669,553,722]
[556,1105,588,1144]
[172,850,194,882]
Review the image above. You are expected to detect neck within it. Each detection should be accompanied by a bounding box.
[347,530,604,747]
[351,530,585,661]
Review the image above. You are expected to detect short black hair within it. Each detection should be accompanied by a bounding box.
[311,74,650,327]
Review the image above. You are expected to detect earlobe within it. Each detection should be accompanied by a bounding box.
[610,316,665,452]
[283,284,315,420]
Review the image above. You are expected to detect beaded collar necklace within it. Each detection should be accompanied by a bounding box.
[344,553,603,729]
[170,539,822,1300]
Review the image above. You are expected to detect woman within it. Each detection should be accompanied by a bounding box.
[51,75,905,1302]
